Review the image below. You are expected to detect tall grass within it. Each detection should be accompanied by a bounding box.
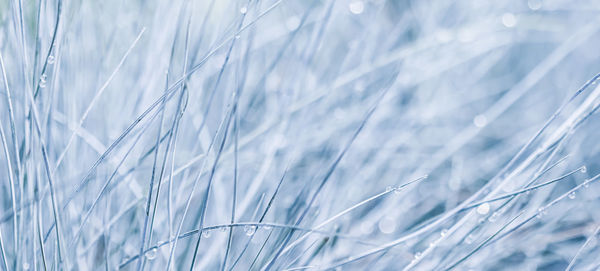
[1,0,600,270]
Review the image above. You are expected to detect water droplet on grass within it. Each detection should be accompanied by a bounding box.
[465,234,475,244]
[378,217,396,234]
[349,1,365,14]
[502,13,517,28]
[145,248,157,260]
[527,0,542,10]
[536,207,547,218]
[473,114,487,128]
[476,203,490,215]
[244,225,257,236]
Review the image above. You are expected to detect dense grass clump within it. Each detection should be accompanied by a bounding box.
[1,0,600,270]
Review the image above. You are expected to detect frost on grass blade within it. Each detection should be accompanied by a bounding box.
[1,0,600,270]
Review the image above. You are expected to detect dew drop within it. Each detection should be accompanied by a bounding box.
[385,186,394,193]
[235,35,241,39]
[465,234,475,244]
[349,1,364,15]
[414,252,422,259]
[145,248,157,260]
[488,212,499,222]
[393,187,402,195]
[220,226,227,232]
[40,74,47,88]
[23,263,30,270]
[202,230,211,238]
[378,216,396,234]
[568,192,576,199]
[240,7,247,14]
[536,207,547,219]
[580,166,587,173]
[48,55,55,64]
[473,114,487,128]
[440,229,448,237]
[502,13,517,28]
[476,203,490,215]
[527,0,542,10]
[244,225,257,236]
[263,225,273,230]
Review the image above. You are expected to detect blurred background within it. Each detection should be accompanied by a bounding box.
[1,0,600,270]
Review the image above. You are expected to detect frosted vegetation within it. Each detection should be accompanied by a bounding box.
[1,0,600,270]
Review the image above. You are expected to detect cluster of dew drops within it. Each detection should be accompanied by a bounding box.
[140,224,262,261]
[38,55,55,88]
